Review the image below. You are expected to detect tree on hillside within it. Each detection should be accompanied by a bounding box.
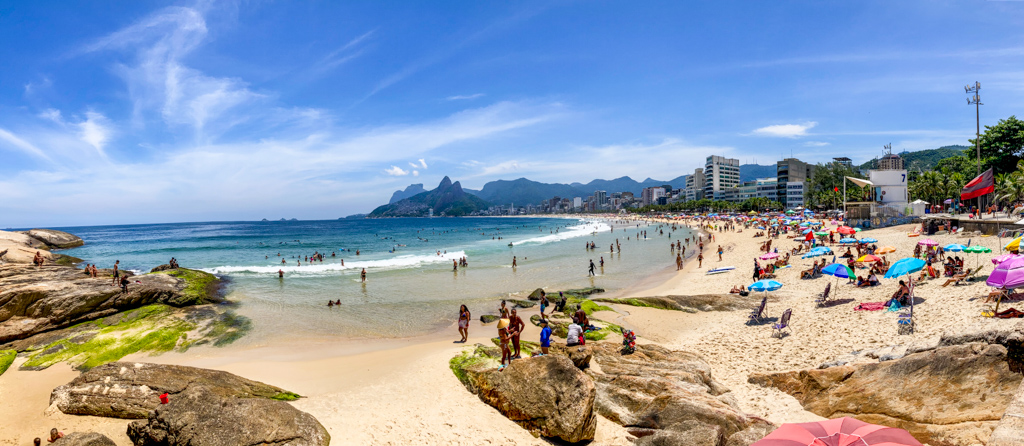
[806,161,866,209]
[968,115,1024,175]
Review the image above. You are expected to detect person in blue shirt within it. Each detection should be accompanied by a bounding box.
[539,319,552,355]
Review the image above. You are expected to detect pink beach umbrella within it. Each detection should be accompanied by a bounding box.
[987,255,1024,290]
[751,417,922,446]
[917,239,938,246]
[760,253,779,260]
[992,254,1021,265]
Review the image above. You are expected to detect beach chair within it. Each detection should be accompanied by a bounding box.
[963,265,985,283]
[748,297,767,324]
[772,309,792,338]
[815,282,832,306]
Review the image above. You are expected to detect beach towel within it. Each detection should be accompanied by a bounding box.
[854,302,887,311]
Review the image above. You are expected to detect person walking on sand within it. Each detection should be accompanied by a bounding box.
[360,268,367,282]
[457,304,470,343]
[512,256,517,268]
[697,252,703,268]
[111,260,120,285]
[509,309,525,359]
[588,259,596,276]
[676,253,682,270]
[717,245,723,261]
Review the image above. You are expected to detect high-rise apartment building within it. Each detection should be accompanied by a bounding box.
[776,158,816,208]
[704,156,740,200]
[684,168,705,201]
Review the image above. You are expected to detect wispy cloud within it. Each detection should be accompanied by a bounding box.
[447,93,485,101]
[752,122,817,138]
[0,128,52,161]
[308,29,375,78]
[803,141,830,147]
[78,111,112,158]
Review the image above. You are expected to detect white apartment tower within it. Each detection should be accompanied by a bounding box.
[704,155,740,201]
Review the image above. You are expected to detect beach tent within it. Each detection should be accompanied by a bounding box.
[751,417,923,446]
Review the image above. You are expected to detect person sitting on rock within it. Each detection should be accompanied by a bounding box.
[566,317,583,347]
[47,429,63,443]
[120,275,129,294]
[33,251,43,267]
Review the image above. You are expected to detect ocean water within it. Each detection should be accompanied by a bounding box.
[56,217,693,343]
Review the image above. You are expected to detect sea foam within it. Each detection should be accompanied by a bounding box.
[514,220,611,246]
[205,250,468,275]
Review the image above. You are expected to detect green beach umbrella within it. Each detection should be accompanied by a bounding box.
[966,245,992,268]
[814,231,828,236]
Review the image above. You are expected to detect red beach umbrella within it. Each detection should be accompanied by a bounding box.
[837,226,856,235]
[751,417,922,446]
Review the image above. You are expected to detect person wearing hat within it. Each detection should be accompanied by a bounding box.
[538,319,551,355]
[497,318,511,368]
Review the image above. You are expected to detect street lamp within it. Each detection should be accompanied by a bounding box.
[965,81,983,211]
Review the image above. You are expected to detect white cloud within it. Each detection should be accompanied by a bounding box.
[307,30,374,78]
[0,128,51,161]
[418,158,428,168]
[752,122,817,138]
[447,93,485,101]
[78,111,112,157]
[413,170,419,176]
[803,141,830,147]
[385,166,409,176]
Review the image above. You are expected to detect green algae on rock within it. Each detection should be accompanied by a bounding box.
[0,349,15,376]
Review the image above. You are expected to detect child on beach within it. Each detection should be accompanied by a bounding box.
[538,319,551,355]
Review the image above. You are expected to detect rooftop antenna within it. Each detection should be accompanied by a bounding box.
[883,143,892,156]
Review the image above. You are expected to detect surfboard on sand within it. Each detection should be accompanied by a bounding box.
[706,266,735,275]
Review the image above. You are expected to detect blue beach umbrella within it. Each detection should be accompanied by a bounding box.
[749,279,783,292]
[839,237,858,244]
[802,229,813,234]
[860,238,878,243]
[884,257,926,279]
[943,243,967,252]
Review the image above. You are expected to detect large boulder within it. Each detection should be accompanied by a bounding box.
[550,343,593,369]
[749,343,1023,446]
[53,433,117,446]
[51,362,298,419]
[52,431,116,446]
[0,265,219,343]
[127,385,329,446]
[589,343,774,446]
[990,381,1024,446]
[0,230,54,264]
[25,229,85,249]
[527,288,545,301]
[458,354,597,443]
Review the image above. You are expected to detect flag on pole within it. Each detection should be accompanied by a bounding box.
[961,168,994,201]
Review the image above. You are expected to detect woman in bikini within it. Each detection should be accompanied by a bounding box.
[457,305,470,343]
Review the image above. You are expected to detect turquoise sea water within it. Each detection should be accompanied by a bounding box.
[56,217,692,342]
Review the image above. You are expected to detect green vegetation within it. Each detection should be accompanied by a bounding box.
[55,255,82,266]
[0,350,16,376]
[970,116,1024,175]
[449,347,499,386]
[595,297,678,311]
[859,146,965,171]
[20,304,249,371]
[151,268,219,304]
[271,391,302,401]
[490,337,539,355]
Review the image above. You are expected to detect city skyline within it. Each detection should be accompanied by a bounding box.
[3,1,1024,226]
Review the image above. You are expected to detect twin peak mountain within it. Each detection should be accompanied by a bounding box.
[369,177,490,217]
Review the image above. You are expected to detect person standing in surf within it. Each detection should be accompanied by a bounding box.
[588,259,596,276]
[361,268,367,282]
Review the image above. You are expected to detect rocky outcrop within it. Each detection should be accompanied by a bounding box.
[24,229,85,249]
[527,288,545,301]
[127,385,329,446]
[53,433,117,446]
[589,343,773,445]
[595,294,761,313]
[0,265,220,344]
[990,381,1024,446]
[509,299,535,308]
[149,264,175,273]
[480,314,499,324]
[51,362,297,419]
[457,354,597,443]
[749,343,1023,446]
[550,344,593,369]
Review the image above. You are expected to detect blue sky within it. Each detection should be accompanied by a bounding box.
[3,1,1024,226]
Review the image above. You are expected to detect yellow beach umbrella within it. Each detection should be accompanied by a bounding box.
[1006,236,1023,252]
[876,246,896,254]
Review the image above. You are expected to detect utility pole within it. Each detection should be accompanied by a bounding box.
[965,82,982,214]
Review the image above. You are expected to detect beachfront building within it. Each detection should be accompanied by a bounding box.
[573,197,582,210]
[722,177,778,204]
[834,157,854,169]
[776,158,815,209]
[641,186,666,206]
[684,168,705,201]
[593,190,608,206]
[704,156,740,200]
[877,153,905,170]
[846,151,913,228]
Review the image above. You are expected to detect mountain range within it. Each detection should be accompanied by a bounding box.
[388,184,426,204]
[370,177,490,217]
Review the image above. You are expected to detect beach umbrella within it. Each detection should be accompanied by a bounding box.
[760,253,779,260]
[854,227,862,232]
[860,237,878,244]
[802,228,813,234]
[944,243,967,252]
[1006,236,1022,252]
[987,255,1024,289]
[965,245,991,268]
[822,263,854,279]
[839,237,858,244]
[748,280,783,299]
[751,417,923,446]
[918,239,938,246]
[857,254,882,263]
[814,231,828,236]
[876,246,896,254]
[785,210,795,215]
[884,257,926,279]
[837,226,856,235]
[992,253,1018,265]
